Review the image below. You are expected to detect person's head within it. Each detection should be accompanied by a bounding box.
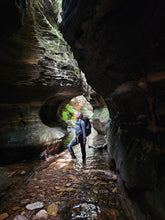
[76,112,83,120]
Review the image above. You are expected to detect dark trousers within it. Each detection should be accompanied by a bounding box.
[67,135,86,160]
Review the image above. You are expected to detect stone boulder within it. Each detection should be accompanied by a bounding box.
[92,107,109,135]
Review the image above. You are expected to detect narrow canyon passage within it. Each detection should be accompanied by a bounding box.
[0,129,125,220]
[0,1,165,219]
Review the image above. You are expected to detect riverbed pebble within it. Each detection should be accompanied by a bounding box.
[47,203,58,217]
[36,209,48,219]
[0,138,125,219]
[13,215,28,220]
[0,213,8,220]
[26,201,44,210]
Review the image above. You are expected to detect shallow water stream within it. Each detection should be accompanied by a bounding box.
[0,130,125,220]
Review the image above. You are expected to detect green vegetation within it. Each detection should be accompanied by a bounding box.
[62,104,77,123]
[55,0,62,23]
[62,96,93,127]
[32,0,80,79]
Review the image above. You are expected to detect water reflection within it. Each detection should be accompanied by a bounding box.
[72,203,101,219]
[0,130,124,219]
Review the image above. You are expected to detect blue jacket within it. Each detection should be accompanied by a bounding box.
[74,119,86,142]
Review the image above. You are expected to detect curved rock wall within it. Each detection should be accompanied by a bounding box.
[0,0,165,219]
[0,0,82,163]
[60,0,165,219]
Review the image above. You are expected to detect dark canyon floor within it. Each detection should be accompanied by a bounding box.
[0,130,125,220]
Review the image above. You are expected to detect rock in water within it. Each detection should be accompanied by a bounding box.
[47,203,58,217]
[36,210,48,219]
[0,213,9,220]
[26,201,44,210]
[13,215,28,220]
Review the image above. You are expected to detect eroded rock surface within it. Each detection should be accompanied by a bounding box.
[0,0,165,219]
[60,0,165,219]
[0,0,82,163]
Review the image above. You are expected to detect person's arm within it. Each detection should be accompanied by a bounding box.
[81,120,86,144]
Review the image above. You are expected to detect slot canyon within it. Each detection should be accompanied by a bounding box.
[0,0,165,219]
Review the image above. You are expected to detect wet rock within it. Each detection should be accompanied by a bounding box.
[92,107,109,134]
[68,175,76,180]
[73,203,100,219]
[65,187,76,192]
[101,208,120,220]
[20,212,26,216]
[47,203,58,217]
[72,184,79,188]
[0,213,9,220]
[13,215,28,220]
[112,187,117,193]
[63,165,72,171]
[12,206,20,211]
[26,201,44,210]
[35,210,48,219]
[57,189,65,193]
[20,171,26,175]
[84,169,117,180]
[60,206,72,219]
[86,193,99,204]
[55,186,60,190]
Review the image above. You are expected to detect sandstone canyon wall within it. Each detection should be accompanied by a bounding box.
[0,0,82,163]
[60,0,165,219]
[0,0,165,219]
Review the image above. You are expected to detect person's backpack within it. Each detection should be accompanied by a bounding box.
[83,116,91,136]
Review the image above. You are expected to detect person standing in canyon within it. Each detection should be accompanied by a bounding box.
[67,112,86,161]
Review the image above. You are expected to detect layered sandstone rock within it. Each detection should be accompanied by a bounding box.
[60,0,165,219]
[0,0,82,163]
[0,0,165,219]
